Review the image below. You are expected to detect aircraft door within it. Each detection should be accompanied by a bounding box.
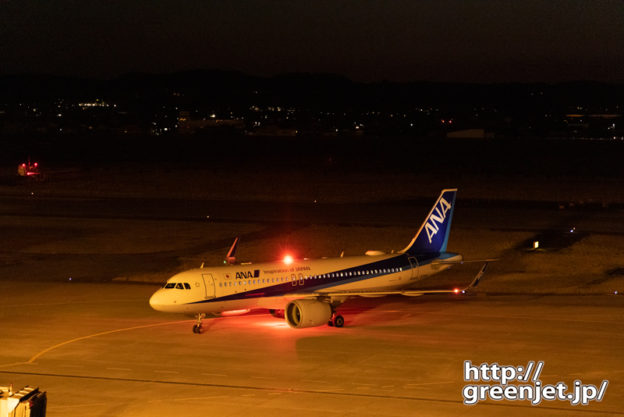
[201,273,216,299]
[408,257,419,280]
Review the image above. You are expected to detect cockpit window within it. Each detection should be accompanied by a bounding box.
[175,283,184,289]
[184,283,191,289]
[164,283,175,289]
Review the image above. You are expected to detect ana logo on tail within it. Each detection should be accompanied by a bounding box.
[425,197,452,244]
[400,188,456,255]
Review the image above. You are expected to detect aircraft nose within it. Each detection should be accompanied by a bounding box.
[149,290,163,310]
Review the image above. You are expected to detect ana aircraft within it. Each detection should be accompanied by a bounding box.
[149,189,489,333]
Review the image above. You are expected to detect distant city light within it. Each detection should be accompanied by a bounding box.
[78,101,110,109]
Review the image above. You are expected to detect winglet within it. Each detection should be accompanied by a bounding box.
[225,237,239,265]
[466,262,489,290]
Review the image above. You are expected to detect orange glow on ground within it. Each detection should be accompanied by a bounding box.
[256,320,290,329]
[220,309,250,316]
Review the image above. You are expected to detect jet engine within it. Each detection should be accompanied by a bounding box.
[285,299,332,328]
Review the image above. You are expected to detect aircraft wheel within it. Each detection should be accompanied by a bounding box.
[333,315,344,328]
[327,320,334,327]
[192,324,202,334]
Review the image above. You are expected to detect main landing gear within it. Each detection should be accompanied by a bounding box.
[327,314,345,328]
[192,313,206,334]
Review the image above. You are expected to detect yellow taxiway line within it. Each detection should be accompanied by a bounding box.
[0,319,192,368]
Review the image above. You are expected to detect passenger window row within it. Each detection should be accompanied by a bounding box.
[215,267,403,288]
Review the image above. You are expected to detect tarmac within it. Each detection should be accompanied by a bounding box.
[0,282,622,416]
[1,188,623,416]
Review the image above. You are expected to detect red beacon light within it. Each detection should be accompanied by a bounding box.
[283,255,294,265]
[453,288,460,294]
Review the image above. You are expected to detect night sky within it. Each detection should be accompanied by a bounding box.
[2,0,623,82]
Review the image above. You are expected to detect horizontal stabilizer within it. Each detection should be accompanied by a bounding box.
[432,258,499,265]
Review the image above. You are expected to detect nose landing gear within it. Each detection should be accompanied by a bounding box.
[192,313,206,333]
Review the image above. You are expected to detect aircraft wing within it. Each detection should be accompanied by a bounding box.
[293,262,489,299]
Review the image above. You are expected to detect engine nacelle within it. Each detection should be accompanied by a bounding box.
[285,299,332,329]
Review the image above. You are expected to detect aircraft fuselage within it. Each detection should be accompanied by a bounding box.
[149,251,462,314]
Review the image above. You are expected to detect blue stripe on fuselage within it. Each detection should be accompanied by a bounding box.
[188,252,448,305]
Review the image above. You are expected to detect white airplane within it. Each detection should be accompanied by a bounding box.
[149,189,489,333]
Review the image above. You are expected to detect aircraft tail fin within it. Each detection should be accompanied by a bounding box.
[401,189,457,255]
